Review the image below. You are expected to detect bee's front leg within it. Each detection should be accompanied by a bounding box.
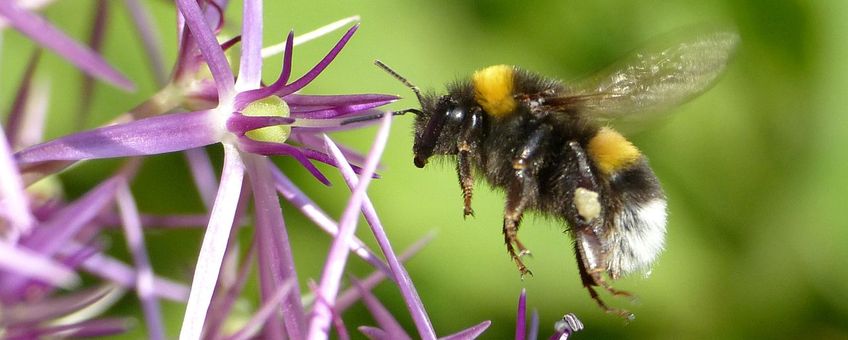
[503,123,553,278]
[457,108,483,218]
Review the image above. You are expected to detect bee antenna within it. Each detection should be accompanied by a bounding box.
[374,60,426,111]
[340,108,424,126]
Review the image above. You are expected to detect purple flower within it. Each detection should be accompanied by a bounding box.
[0,1,520,339]
[13,21,396,185]
[1,107,186,338]
[515,289,585,340]
[0,0,133,90]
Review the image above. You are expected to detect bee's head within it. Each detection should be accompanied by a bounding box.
[412,93,467,168]
[374,60,467,168]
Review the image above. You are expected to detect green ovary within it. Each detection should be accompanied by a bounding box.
[241,96,292,143]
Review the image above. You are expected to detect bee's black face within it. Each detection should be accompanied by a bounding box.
[412,95,466,168]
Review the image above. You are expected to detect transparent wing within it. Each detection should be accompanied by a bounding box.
[547,30,739,123]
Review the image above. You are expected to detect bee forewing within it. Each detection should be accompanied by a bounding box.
[560,30,740,123]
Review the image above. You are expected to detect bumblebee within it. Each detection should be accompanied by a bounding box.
[368,30,738,317]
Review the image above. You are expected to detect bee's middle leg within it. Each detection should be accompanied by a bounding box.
[504,180,530,277]
[503,123,553,277]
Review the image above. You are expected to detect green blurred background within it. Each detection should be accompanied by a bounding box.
[2,0,847,338]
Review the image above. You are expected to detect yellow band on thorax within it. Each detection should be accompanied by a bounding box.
[472,65,517,118]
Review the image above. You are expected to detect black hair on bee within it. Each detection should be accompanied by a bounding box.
[373,30,739,319]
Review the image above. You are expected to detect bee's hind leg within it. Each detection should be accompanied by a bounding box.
[574,230,635,320]
[566,141,635,320]
[503,123,553,278]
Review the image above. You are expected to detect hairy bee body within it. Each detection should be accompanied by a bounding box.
[417,66,666,281]
[377,29,738,317]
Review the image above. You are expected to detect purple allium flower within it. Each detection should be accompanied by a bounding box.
[1,87,186,336]
[515,289,584,340]
[0,0,134,90]
[0,0,530,339]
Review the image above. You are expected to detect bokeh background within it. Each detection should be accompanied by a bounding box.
[2,0,847,338]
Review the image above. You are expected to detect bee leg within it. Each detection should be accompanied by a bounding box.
[457,147,475,218]
[457,108,483,219]
[504,181,531,276]
[503,205,530,277]
[503,124,553,277]
[575,229,635,320]
[566,141,635,319]
[596,275,634,298]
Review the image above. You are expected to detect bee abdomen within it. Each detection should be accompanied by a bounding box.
[607,195,667,278]
[604,159,668,279]
[587,127,642,176]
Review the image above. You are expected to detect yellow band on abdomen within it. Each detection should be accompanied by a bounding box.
[587,127,642,175]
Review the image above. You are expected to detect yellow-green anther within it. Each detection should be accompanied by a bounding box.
[241,96,291,143]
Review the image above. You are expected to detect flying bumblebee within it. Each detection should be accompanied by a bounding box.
[365,30,739,317]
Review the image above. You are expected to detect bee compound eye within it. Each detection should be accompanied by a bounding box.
[449,106,465,121]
